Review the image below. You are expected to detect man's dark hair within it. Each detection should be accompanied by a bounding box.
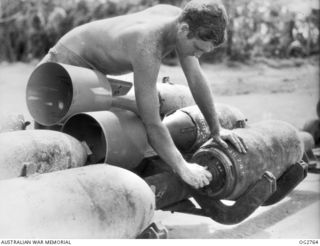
[179,0,228,47]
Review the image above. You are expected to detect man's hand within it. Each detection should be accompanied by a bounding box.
[178,162,213,189]
[212,128,248,153]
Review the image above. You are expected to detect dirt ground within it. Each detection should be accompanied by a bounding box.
[0,57,319,239]
[159,57,319,129]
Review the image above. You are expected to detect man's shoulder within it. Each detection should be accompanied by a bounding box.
[145,4,182,16]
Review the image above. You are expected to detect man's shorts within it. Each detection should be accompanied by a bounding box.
[38,42,95,70]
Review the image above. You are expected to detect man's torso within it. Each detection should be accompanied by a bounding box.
[56,5,181,75]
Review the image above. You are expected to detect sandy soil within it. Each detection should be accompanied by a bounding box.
[158,57,319,129]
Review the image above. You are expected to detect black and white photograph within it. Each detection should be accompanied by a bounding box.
[0,0,319,242]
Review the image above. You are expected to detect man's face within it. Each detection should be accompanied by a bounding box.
[191,38,215,58]
[176,25,215,58]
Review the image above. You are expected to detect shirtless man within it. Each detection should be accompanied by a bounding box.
[40,0,247,189]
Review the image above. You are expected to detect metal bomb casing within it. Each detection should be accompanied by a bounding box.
[192,120,304,200]
[62,108,148,169]
[26,62,113,126]
[303,118,320,146]
[0,113,29,133]
[114,81,196,116]
[0,164,155,238]
[157,82,195,116]
[298,131,315,152]
[0,130,87,180]
[163,104,247,153]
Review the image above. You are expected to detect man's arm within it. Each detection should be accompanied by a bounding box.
[131,47,212,189]
[179,55,247,153]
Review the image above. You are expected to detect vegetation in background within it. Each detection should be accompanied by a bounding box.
[0,0,319,63]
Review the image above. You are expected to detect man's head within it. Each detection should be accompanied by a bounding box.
[176,0,228,57]
[179,0,228,46]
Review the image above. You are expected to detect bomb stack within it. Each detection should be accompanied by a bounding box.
[0,62,308,238]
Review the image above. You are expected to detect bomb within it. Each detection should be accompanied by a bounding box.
[193,120,304,200]
[143,120,306,224]
[298,131,315,153]
[163,104,247,153]
[157,81,195,116]
[303,119,320,146]
[26,62,196,127]
[0,164,155,238]
[62,108,149,169]
[111,81,196,116]
[0,113,29,133]
[26,62,113,126]
[0,130,88,180]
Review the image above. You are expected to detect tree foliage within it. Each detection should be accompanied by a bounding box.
[0,0,318,63]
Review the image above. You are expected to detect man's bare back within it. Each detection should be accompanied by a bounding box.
[58,5,181,75]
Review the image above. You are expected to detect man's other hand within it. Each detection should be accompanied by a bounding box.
[212,128,248,154]
[179,163,213,189]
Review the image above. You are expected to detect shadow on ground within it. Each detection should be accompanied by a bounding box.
[167,190,320,238]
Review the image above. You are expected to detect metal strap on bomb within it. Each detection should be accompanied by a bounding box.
[190,161,308,225]
[179,107,211,153]
[263,160,308,206]
[177,105,247,153]
[192,171,277,225]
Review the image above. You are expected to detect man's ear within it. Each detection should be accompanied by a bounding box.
[178,22,189,35]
